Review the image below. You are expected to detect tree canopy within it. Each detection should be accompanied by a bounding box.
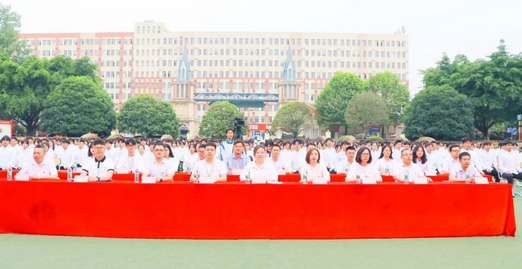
[118,94,180,138]
[199,101,244,138]
[403,85,474,141]
[0,4,31,61]
[40,76,116,137]
[344,92,388,138]
[367,71,409,125]
[272,102,313,138]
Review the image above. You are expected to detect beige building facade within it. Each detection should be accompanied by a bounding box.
[20,21,409,139]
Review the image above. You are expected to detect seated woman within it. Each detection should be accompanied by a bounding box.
[346,146,382,182]
[412,145,436,175]
[375,145,394,176]
[240,146,278,182]
[299,148,330,183]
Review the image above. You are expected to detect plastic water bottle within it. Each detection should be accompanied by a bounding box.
[134,169,140,183]
[404,170,409,184]
[302,170,308,184]
[67,167,73,182]
[193,170,200,183]
[6,167,12,181]
[245,171,251,184]
[385,165,390,176]
[465,174,470,184]
[356,175,362,184]
[227,166,232,175]
[186,165,191,174]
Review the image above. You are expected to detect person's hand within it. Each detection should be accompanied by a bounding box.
[480,171,486,176]
[88,176,98,182]
[486,168,492,173]
[427,177,433,182]
[30,175,41,180]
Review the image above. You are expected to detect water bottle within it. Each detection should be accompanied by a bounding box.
[404,170,409,184]
[227,166,232,175]
[134,169,140,183]
[193,170,200,183]
[385,165,390,176]
[6,167,12,181]
[302,170,308,184]
[356,175,362,184]
[245,171,251,184]
[67,167,73,182]
[465,174,470,184]
[186,165,191,174]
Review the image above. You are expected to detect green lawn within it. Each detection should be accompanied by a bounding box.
[0,200,520,269]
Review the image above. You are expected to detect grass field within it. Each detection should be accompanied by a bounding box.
[0,201,520,269]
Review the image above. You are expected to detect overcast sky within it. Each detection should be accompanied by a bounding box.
[8,0,522,96]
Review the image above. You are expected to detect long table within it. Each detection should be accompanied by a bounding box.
[0,179,514,239]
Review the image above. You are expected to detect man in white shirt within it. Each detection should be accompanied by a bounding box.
[191,143,227,182]
[116,138,145,173]
[16,140,33,169]
[0,135,15,170]
[335,141,350,165]
[190,143,206,169]
[449,152,484,182]
[498,141,522,184]
[111,138,128,163]
[9,137,21,167]
[56,139,76,170]
[143,143,175,182]
[335,146,356,174]
[425,143,441,173]
[291,139,306,173]
[74,139,89,167]
[460,137,484,175]
[16,145,59,180]
[268,144,291,173]
[392,140,403,162]
[393,149,428,183]
[81,139,115,182]
[479,141,500,182]
[321,138,337,170]
[441,145,461,174]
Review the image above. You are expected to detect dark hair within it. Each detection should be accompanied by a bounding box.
[482,141,492,146]
[379,145,393,159]
[88,145,93,157]
[459,152,471,160]
[92,139,105,147]
[205,143,217,149]
[34,145,45,151]
[125,138,137,146]
[355,146,372,164]
[461,137,472,143]
[345,146,356,152]
[412,145,427,164]
[117,138,125,143]
[1,135,10,142]
[164,144,174,158]
[305,148,321,164]
[225,128,234,134]
[306,143,315,148]
[233,140,244,147]
[283,141,291,147]
[449,144,461,153]
[272,144,281,150]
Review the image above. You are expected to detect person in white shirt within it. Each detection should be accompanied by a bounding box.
[393,149,429,183]
[9,137,21,167]
[56,140,76,170]
[449,152,484,182]
[412,145,436,175]
[183,144,198,171]
[268,144,291,174]
[218,129,235,161]
[190,143,207,169]
[335,146,356,174]
[441,145,461,174]
[142,143,175,183]
[116,138,145,173]
[370,142,381,161]
[0,135,15,170]
[480,141,500,182]
[391,140,403,162]
[335,141,350,165]
[16,145,59,180]
[321,138,337,171]
[498,141,522,184]
[112,138,128,163]
[346,146,382,182]
[81,139,115,182]
[425,142,441,173]
[375,145,395,175]
[300,148,330,183]
[16,140,33,169]
[163,144,181,172]
[240,145,278,182]
[191,143,227,183]
[291,140,306,173]
[460,137,484,175]
[74,139,89,167]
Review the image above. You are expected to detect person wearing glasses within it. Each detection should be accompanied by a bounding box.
[441,145,461,174]
[346,146,382,182]
[142,142,176,183]
[80,139,115,182]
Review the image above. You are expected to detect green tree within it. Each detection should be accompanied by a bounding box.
[0,4,30,61]
[272,102,313,138]
[0,55,98,134]
[344,92,388,138]
[403,85,474,141]
[40,77,116,137]
[199,101,243,138]
[422,40,522,138]
[315,72,366,128]
[367,71,410,125]
[118,94,180,138]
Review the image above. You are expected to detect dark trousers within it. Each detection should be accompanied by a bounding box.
[500,172,522,184]
[483,168,500,182]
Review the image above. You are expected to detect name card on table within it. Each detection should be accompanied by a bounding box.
[251,178,267,184]
[116,168,129,174]
[14,173,29,181]
[312,177,328,185]
[474,177,489,184]
[413,177,428,184]
[73,176,89,183]
[198,177,215,184]
[362,177,377,185]
[141,177,156,184]
[232,169,242,175]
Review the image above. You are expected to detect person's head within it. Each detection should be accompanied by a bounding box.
[325,138,333,148]
[233,140,245,155]
[204,143,217,160]
[164,144,174,158]
[412,145,427,164]
[425,143,433,153]
[431,141,439,150]
[253,145,266,162]
[1,136,10,147]
[138,144,146,155]
[482,141,492,151]
[293,139,301,150]
[462,137,472,150]
[152,143,166,160]
[271,144,281,158]
[33,145,46,164]
[394,140,403,149]
[401,149,413,165]
[305,148,321,164]
[379,145,393,159]
[371,142,379,151]
[459,152,471,169]
[42,142,50,152]
[62,139,70,150]
[105,140,113,149]
[346,146,356,162]
[125,138,137,156]
[117,138,126,148]
[226,129,234,141]
[22,140,29,149]
[197,143,206,159]
[9,137,18,147]
[403,141,411,150]
[78,139,86,149]
[306,143,316,152]
[91,139,106,159]
[449,144,461,159]
[355,146,372,165]
[189,144,196,154]
[283,141,291,150]
[27,137,34,145]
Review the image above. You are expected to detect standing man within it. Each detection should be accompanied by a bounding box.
[219,128,235,161]
[81,139,115,182]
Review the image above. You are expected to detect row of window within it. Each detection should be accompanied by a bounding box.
[30,38,133,46]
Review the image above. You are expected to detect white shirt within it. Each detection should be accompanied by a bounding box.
[16,159,58,179]
[0,145,15,168]
[144,158,177,179]
[57,147,76,167]
[442,157,460,172]
[346,163,382,181]
[240,161,278,182]
[75,147,89,166]
[268,156,291,173]
[116,154,145,172]
[375,158,395,175]
[164,157,181,173]
[219,140,235,161]
[291,149,306,172]
[192,159,227,180]
[393,162,425,182]
[479,149,498,170]
[82,156,115,178]
[461,149,482,170]
[300,163,330,182]
[450,164,482,179]
[371,150,381,162]
[18,147,34,169]
[498,151,521,174]
[321,148,337,168]
[392,149,402,163]
[335,151,347,165]
[335,159,354,174]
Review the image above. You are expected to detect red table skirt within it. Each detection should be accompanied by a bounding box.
[0,180,515,239]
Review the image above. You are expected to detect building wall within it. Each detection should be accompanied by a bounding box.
[20,21,409,138]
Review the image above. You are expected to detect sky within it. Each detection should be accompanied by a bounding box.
[7,0,522,96]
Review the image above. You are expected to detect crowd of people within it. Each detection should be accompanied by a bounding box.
[1,130,521,186]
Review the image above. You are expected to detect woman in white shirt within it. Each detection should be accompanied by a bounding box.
[375,145,395,175]
[346,146,382,182]
[240,146,278,182]
[300,148,330,183]
[412,145,431,174]
[164,144,180,172]
[370,142,381,161]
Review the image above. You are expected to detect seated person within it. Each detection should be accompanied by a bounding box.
[16,145,59,180]
[335,146,356,174]
[191,143,227,183]
[393,149,430,183]
[268,144,291,174]
[449,152,484,182]
[80,139,115,182]
[142,142,175,183]
[241,146,278,182]
[346,146,382,182]
[225,141,250,170]
[116,138,145,173]
[300,148,330,183]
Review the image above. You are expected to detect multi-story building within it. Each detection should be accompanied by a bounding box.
[20,20,409,139]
